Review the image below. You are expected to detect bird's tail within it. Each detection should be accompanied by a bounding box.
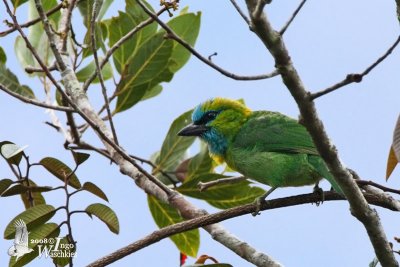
[309,156,344,196]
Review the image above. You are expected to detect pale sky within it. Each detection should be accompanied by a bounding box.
[1,0,400,266]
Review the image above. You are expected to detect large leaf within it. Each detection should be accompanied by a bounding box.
[186,144,214,180]
[4,204,56,239]
[1,184,52,197]
[85,203,119,234]
[178,174,265,209]
[40,157,82,189]
[148,195,199,257]
[107,10,156,74]
[114,30,174,113]
[11,0,29,9]
[0,64,35,99]
[152,110,195,183]
[166,12,201,72]
[76,59,113,83]
[14,0,60,73]
[9,223,60,267]
[82,182,109,202]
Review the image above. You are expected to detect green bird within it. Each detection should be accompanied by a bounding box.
[178,98,343,215]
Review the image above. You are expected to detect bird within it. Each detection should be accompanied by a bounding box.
[8,219,34,260]
[178,98,343,215]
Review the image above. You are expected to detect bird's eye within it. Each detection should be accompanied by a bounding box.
[206,111,218,120]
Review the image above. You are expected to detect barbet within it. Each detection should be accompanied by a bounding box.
[178,98,343,215]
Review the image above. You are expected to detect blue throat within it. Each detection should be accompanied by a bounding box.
[201,128,227,156]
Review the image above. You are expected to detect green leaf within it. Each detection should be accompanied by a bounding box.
[76,59,113,83]
[0,178,13,195]
[115,32,173,95]
[71,151,90,166]
[0,142,27,165]
[82,182,109,202]
[9,223,60,267]
[14,0,60,73]
[148,195,199,257]
[166,12,201,72]
[153,110,195,180]
[85,203,119,234]
[141,84,163,101]
[0,64,35,99]
[4,204,56,239]
[11,0,29,9]
[1,184,52,197]
[40,157,82,189]
[0,46,6,63]
[51,236,77,266]
[186,143,214,180]
[20,180,47,209]
[178,174,265,209]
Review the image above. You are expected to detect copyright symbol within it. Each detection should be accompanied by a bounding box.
[48,238,55,244]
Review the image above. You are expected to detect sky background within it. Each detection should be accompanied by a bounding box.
[1,0,400,266]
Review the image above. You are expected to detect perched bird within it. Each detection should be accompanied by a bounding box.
[8,219,33,260]
[178,98,343,215]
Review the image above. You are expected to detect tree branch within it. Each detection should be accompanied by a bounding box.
[23,0,281,265]
[0,83,74,112]
[90,0,119,146]
[87,191,400,267]
[279,0,307,35]
[198,176,246,191]
[229,0,250,25]
[245,1,398,265]
[311,34,400,100]
[137,0,279,81]
[0,2,63,36]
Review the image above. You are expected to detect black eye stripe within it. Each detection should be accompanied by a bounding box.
[194,111,220,125]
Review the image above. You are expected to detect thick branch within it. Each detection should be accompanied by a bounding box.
[245,1,398,266]
[26,0,281,265]
[87,191,399,267]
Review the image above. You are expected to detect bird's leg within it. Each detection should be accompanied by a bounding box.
[252,187,277,216]
[313,182,324,206]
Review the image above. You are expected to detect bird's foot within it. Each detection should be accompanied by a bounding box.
[313,184,325,206]
[252,197,264,216]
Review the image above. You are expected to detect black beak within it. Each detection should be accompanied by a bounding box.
[178,124,208,136]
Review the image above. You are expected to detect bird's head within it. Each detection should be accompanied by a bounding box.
[178,98,252,157]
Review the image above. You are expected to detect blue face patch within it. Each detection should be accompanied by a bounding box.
[192,104,204,124]
[202,128,228,156]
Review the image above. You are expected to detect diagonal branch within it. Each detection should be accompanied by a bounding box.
[0,2,63,36]
[27,0,282,265]
[87,191,400,267]
[229,0,250,25]
[245,1,399,266]
[279,0,307,35]
[311,34,400,100]
[0,83,75,112]
[137,0,279,81]
[90,0,119,146]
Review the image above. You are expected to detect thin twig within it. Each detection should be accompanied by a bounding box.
[198,176,246,191]
[25,63,57,74]
[0,84,75,112]
[90,0,119,146]
[279,0,307,35]
[311,35,400,100]
[86,190,399,267]
[0,2,63,37]
[136,0,279,81]
[229,0,250,25]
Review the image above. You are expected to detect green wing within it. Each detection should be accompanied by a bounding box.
[233,111,319,155]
